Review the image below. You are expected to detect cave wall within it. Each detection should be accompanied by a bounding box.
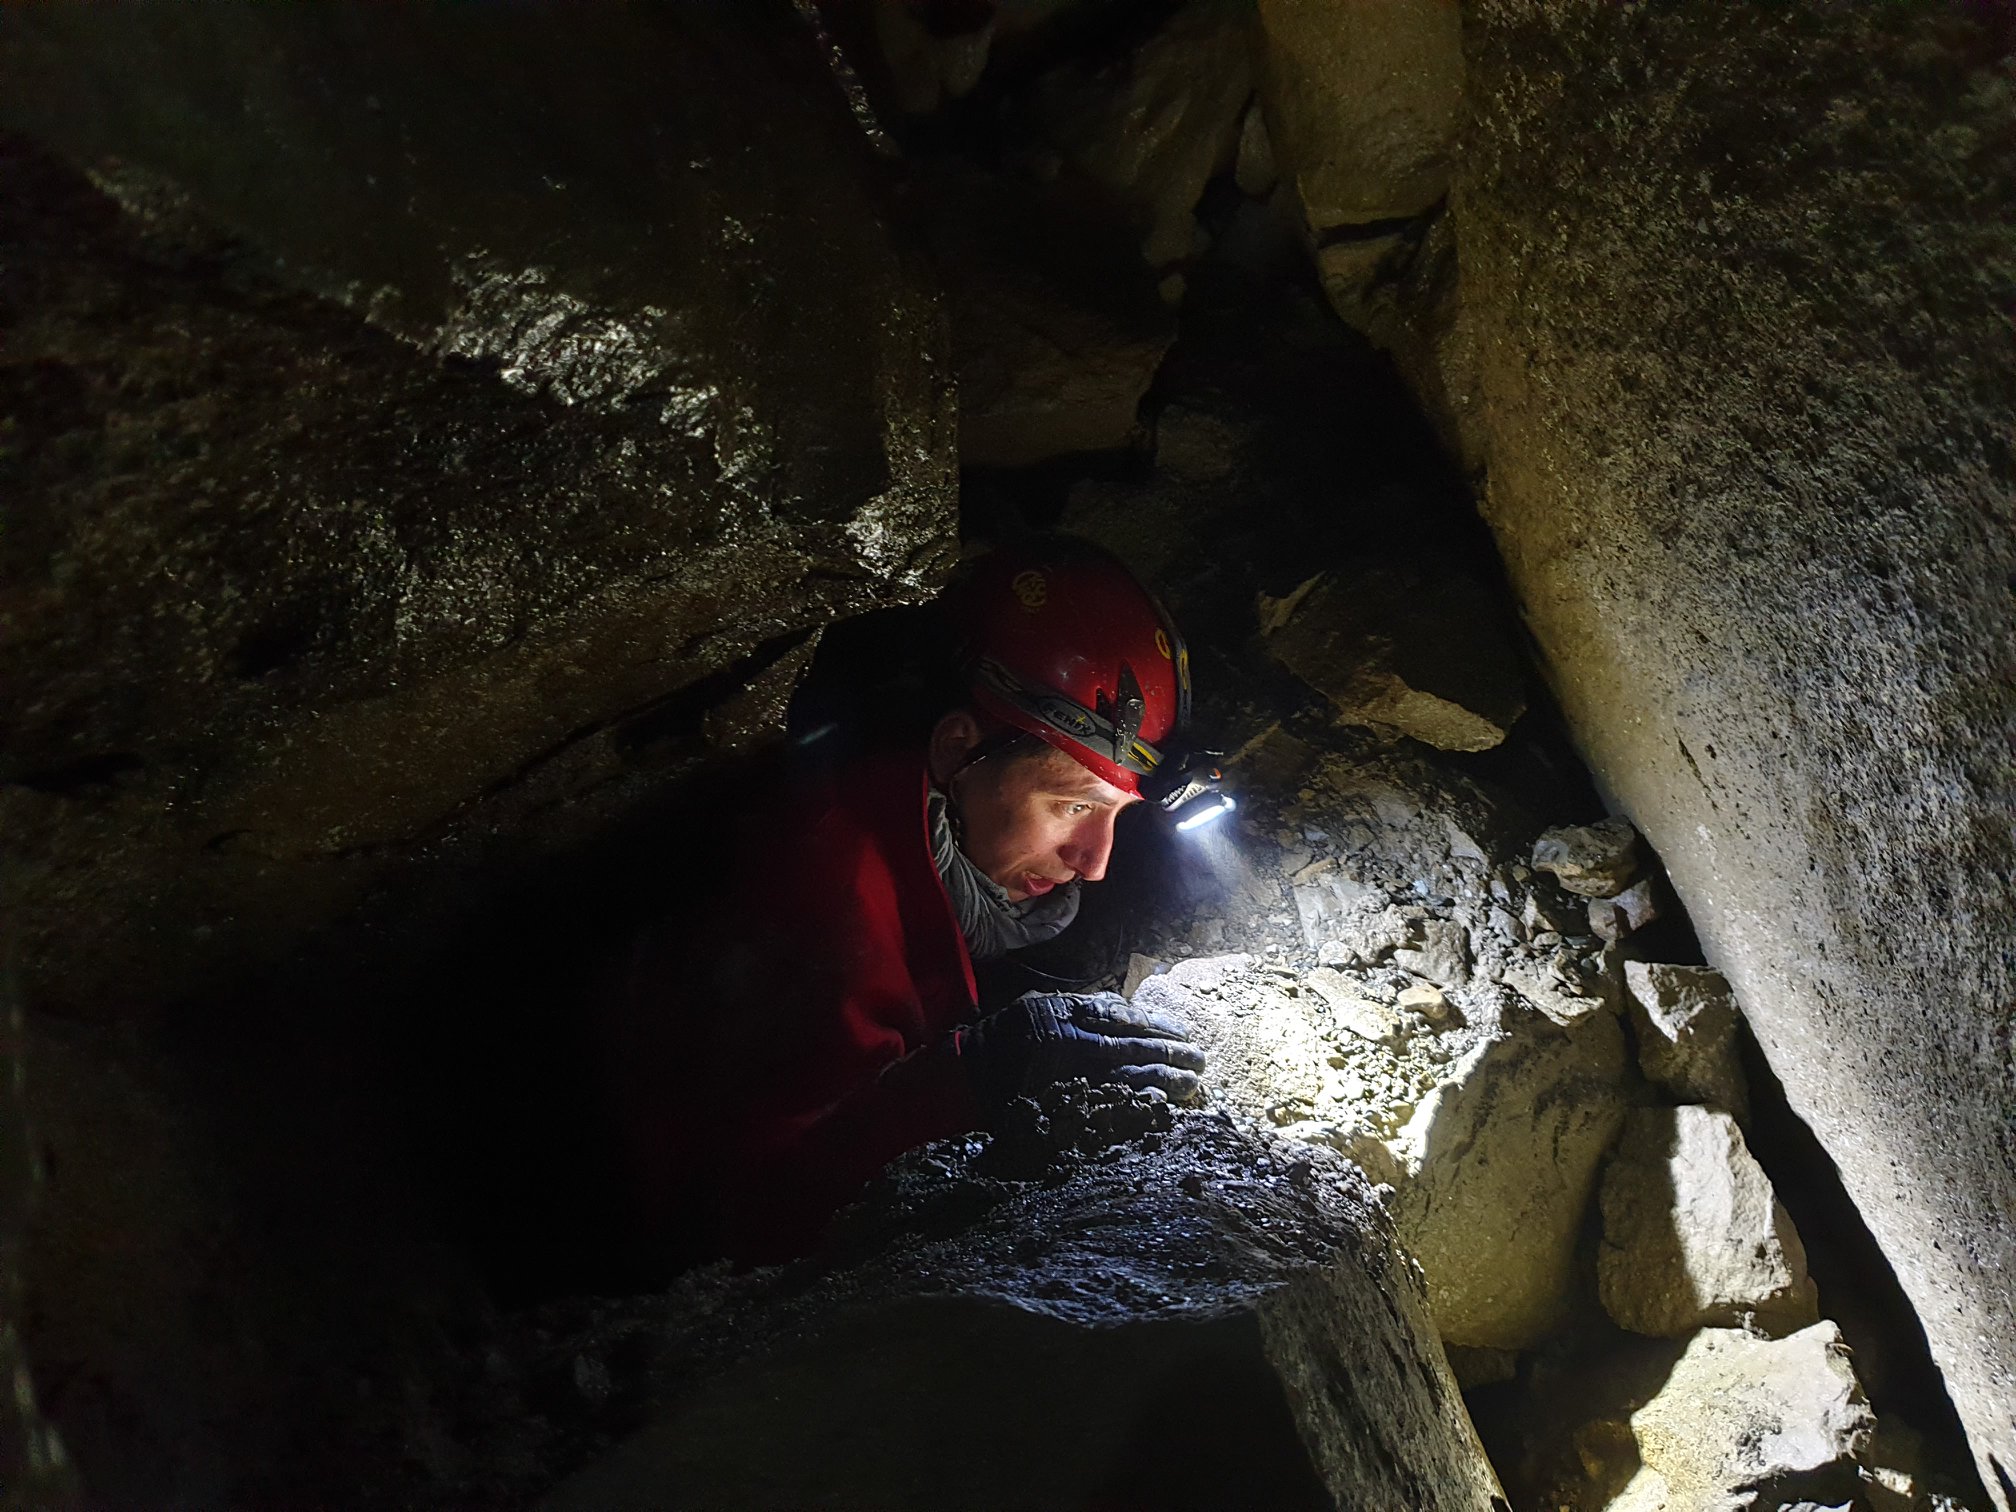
[0,2,956,1019]
[1454,2,2016,1497]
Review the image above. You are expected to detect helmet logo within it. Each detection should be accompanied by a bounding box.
[1011,570,1048,612]
[1154,628,1172,660]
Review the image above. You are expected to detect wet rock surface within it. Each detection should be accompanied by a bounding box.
[0,6,956,1016]
[510,1084,1504,1511]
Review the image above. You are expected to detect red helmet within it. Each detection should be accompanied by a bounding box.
[948,537,1192,796]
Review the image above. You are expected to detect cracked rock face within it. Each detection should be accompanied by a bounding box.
[531,1086,1507,1512]
[0,6,957,1015]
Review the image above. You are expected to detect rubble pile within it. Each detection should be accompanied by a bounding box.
[1109,715,1969,1509]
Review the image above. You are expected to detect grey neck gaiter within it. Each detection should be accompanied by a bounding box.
[926,786,1080,962]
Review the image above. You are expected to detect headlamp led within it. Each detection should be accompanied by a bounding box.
[1143,747,1232,832]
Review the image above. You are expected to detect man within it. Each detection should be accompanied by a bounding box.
[612,536,1211,1265]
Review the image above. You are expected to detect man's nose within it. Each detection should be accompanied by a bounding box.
[1063,810,1119,882]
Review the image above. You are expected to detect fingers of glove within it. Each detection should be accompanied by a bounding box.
[1072,1031,1207,1074]
[1069,999,1195,1043]
[1115,1064,1203,1102]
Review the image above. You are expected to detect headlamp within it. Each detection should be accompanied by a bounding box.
[1143,748,1233,834]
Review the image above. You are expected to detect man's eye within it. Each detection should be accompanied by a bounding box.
[1063,801,1093,817]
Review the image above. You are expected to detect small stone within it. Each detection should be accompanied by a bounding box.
[1625,962,1750,1123]
[1629,1323,1874,1509]
[1588,877,1660,943]
[1123,953,1166,1000]
[1391,918,1471,987]
[1531,817,1643,897]
[1305,968,1403,1041]
[1397,983,1452,1022]
[1598,1105,1819,1338]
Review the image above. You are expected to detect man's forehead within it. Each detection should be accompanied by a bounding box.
[1029,747,1132,802]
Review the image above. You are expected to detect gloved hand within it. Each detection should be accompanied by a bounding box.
[958,991,1206,1106]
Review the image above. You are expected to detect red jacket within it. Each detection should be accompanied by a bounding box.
[613,747,982,1264]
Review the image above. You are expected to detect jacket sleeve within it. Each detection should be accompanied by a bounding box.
[633,767,984,1266]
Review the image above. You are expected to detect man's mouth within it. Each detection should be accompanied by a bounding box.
[1020,874,1062,897]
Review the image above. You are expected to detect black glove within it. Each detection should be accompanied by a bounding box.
[959,991,1206,1106]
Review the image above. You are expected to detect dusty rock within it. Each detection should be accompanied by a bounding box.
[1021,0,1253,272]
[1306,969,1404,1043]
[0,9,957,1017]
[1628,1323,1875,1512]
[1392,918,1473,988]
[1626,963,1750,1124]
[1391,1013,1629,1348]
[1531,818,1643,898]
[1266,566,1527,752]
[543,1086,1507,1512]
[1398,983,1454,1024]
[1253,0,1464,228]
[1458,1,2016,1487]
[1598,1105,1819,1339]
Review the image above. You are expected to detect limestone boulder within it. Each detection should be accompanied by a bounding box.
[1628,1323,1875,1512]
[1626,963,1750,1124]
[1457,1,2016,1488]
[0,8,957,1016]
[1265,565,1528,752]
[1391,1012,1629,1348]
[1599,1105,1819,1338]
[539,1087,1507,1512]
[1253,0,1464,230]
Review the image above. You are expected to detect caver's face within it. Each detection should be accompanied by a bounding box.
[930,713,1139,902]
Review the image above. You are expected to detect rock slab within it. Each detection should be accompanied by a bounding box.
[542,1090,1507,1512]
[1599,1105,1819,1338]
[1458,0,2016,1492]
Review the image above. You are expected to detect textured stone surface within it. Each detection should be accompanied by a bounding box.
[1391,1013,1628,1349]
[1457,2,2016,1492]
[1254,0,1463,229]
[542,1088,1507,1512]
[1266,565,1528,751]
[1629,1323,1875,1512]
[1531,817,1642,898]
[0,6,956,1016]
[1625,962,1750,1123]
[1598,1105,1818,1339]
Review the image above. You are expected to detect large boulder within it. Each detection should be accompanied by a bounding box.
[1598,1105,1819,1339]
[538,1088,1508,1512]
[0,5,957,1016]
[1457,0,2016,1490]
[1389,1013,1628,1348]
[1624,1323,1875,1512]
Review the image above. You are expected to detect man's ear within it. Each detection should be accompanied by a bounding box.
[928,710,984,784]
